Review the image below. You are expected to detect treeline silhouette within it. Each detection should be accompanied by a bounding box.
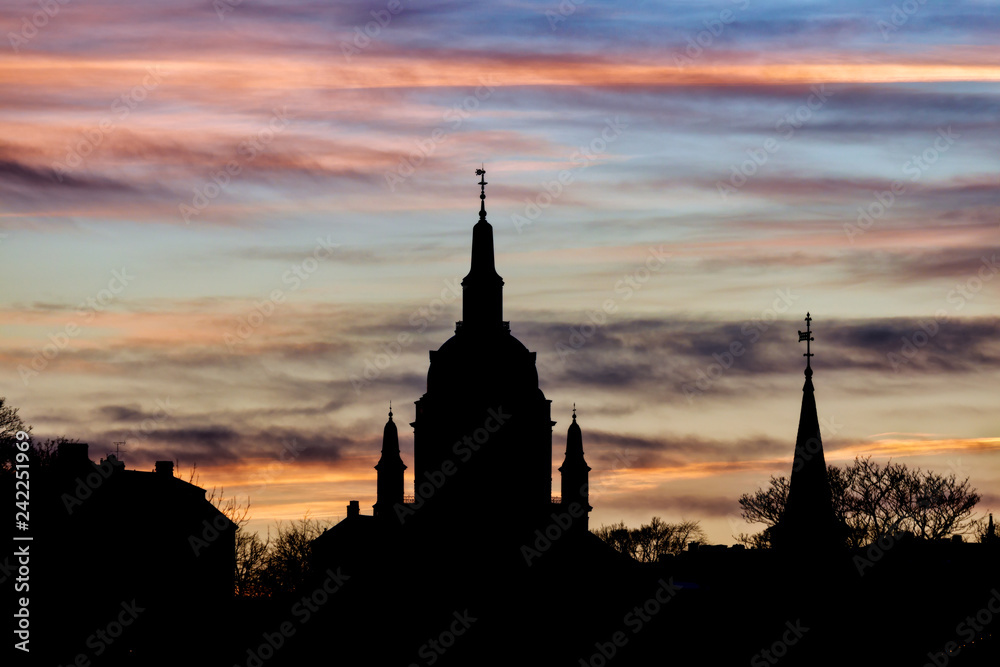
[592,517,706,562]
[737,455,984,548]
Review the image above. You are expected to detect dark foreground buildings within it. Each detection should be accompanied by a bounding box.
[2,443,235,666]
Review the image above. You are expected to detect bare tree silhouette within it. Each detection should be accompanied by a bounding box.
[593,517,706,561]
[738,456,981,547]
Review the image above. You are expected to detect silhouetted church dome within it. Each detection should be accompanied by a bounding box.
[426,327,542,399]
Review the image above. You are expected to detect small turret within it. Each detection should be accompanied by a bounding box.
[374,404,407,519]
[559,404,592,532]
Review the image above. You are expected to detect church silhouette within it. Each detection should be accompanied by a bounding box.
[316,169,592,559]
[304,170,640,665]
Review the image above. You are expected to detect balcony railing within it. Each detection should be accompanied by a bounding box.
[551,496,562,504]
[403,495,415,504]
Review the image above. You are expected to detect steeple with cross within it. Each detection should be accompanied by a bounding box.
[476,166,487,220]
[776,312,843,550]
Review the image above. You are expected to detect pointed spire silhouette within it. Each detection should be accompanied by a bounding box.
[777,313,840,549]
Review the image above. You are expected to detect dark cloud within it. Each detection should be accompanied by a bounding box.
[584,429,788,470]
[90,423,352,469]
[686,245,1000,287]
[0,157,136,192]
[111,425,242,467]
[22,306,1000,419]
[95,404,159,422]
[522,315,1000,403]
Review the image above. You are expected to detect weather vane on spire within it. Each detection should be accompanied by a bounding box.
[476,167,487,197]
[798,312,814,370]
[475,166,487,219]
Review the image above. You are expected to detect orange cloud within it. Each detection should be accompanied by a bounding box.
[4,55,1000,100]
[830,436,1000,460]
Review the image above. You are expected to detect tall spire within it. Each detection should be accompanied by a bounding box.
[777,314,841,549]
[461,167,504,330]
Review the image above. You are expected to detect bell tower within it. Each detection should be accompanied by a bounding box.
[559,405,592,532]
[374,404,406,519]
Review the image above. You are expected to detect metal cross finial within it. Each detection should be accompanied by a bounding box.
[798,312,814,368]
[475,167,487,218]
[572,402,577,420]
[476,167,487,199]
[388,400,392,420]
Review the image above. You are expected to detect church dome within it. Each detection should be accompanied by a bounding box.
[426,326,542,399]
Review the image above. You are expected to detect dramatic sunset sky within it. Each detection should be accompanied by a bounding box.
[2,1,999,542]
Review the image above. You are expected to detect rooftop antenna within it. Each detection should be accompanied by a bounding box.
[111,440,127,461]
